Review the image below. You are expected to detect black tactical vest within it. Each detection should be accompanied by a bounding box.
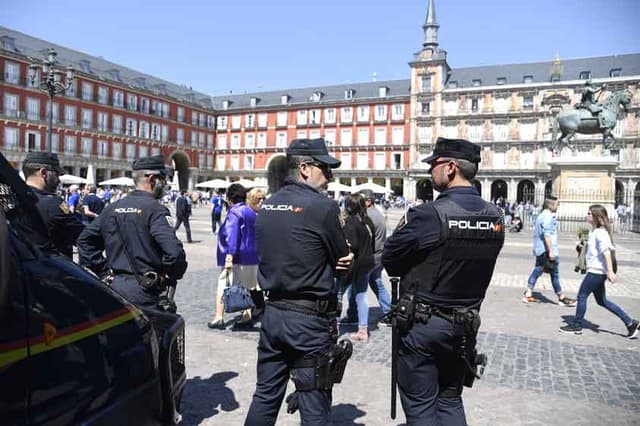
[401,197,504,309]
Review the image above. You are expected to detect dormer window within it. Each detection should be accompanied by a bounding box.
[610,68,622,77]
[0,36,15,51]
[222,100,230,110]
[79,60,92,74]
[108,69,121,82]
[155,84,168,96]
[250,97,258,107]
[447,81,458,89]
[378,86,389,97]
[523,75,533,84]
[579,71,591,80]
[280,95,289,105]
[496,77,506,85]
[134,77,147,89]
[312,91,323,102]
[345,89,355,100]
[472,79,481,87]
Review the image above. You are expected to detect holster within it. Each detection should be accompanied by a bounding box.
[395,293,416,334]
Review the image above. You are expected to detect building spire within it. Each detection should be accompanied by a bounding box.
[422,0,439,50]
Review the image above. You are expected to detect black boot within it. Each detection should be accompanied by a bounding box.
[250,290,265,321]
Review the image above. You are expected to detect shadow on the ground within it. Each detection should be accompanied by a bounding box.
[179,371,240,425]
[560,314,625,337]
[330,403,367,425]
[530,291,558,305]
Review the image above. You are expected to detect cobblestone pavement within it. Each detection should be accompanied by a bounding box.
[172,206,640,425]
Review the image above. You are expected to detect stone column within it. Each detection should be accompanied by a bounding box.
[508,178,517,203]
[482,178,491,201]
[350,177,356,187]
[385,178,391,193]
[404,177,416,202]
[535,178,545,206]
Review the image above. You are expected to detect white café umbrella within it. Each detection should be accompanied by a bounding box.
[351,182,393,194]
[98,176,135,187]
[196,179,230,189]
[327,182,353,193]
[85,164,95,185]
[233,179,265,188]
[59,174,87,185]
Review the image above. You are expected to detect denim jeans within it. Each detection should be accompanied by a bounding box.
[343,272,371,327]
[574,272,632,327]
[527,255,563,295]
[346,264,391,318]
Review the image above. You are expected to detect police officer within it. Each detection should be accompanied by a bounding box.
[21,151,84,257]
[382,137,504,425]
[77,155,187,310]
[245,138,353,426]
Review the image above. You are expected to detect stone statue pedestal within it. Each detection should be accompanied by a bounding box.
[547,157,618,225]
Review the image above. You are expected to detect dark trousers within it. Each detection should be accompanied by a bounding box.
[398,316,470,426]
[245,304,332,426]
[212,211,221,234]
[174,216,192,242]
[111,275,160,309]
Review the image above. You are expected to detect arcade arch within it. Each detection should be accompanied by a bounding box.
[169,150,190,191]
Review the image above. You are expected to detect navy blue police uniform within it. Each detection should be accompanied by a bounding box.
[21,152,84,257]
[382,138,504,425]
[77,156,187,309]
[245,139,349,426]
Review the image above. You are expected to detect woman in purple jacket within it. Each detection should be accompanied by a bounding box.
[208,184,259,329]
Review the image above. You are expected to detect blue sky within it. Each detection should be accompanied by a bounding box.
[2,0,639,95]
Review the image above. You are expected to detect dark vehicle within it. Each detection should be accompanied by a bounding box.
[0,152,185,425]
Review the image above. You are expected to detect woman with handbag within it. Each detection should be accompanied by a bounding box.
[208,184,259,330]
[560,204,639,338]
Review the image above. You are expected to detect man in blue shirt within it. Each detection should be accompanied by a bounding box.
[523,195,576,306]
[210,191,224,234]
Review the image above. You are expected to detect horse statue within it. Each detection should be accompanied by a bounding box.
[551,89,632,153]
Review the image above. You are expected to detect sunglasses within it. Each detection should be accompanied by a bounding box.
[304,162,332,175]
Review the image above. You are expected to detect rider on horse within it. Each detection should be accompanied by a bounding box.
[577,79,606,128]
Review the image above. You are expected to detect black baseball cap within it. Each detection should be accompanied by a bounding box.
[132,155,172,177]
[286,138,341,168]
[23,151,65,174]
[422,137,481,164]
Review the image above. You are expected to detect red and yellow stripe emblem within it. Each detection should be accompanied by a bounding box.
[0,306,143,369]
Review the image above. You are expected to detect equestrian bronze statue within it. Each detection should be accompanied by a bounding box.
[551,87,632,152]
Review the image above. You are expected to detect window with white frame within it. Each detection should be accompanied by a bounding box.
[230,155,240,170]
[297,110,307,125]
[97,140,108,158]
[357,128,369,145]
[112,90,124,107]
[245,114,255,128]
[81,138,92,156]
[257,113,267,128]
[140,98,149,114]
[231,115,241,129]
[379,86,389,97]
[126,118,137,137]
[216,155,226,170]
[139,121,149,139]
[176,128,185,145]
[443,123,457,139]
[198,153,205,168]
[3,127,18,149]
[445,100,457,115]
[257,133,266,148]
[207,134,214,149]
[161,103,169,118]
[344,89,354,100]
[3,93,18,117]
[217,116,227,129]
[27,68,40,88]
[98,86,108,104]
[375,105,387,121]
[26,98,39,121]
[324,129,336,145]
[467,123,482,142]
[341,152,352,169]
[198,132,205,147]
[418,126,432,145]
[341,107,352,123]
[231,134,240,149]
[494,97,508,113]
[50,133,59,153]
[4,61,19,84]
[65,105,77,126]
[217,133,227,149]
[470,98,482,112]
[310,129,321,139]
[81,109,93,129]
[65,136,76,154]
[276,132,287,147]
[245,133,255,148]
[281,95,289,105]
[310,109,321,125]
[374,127,386,145]
[357,105,369,122]
[207,155,213,168]
[341,128,352,146]
[177,107,185,122]
[82,82,93,101]
[151,123,161,140]
[519,122,536,140]
[25,131,37,151]
[522,95,534,109]
[392,127,404,145]
[97,112,108,132]
[112,142,122,159]
[244,155,254,170]
[190,130,197,146]
[161,125,168,142]
[126,144,136,160]
[494,122,509,141]
[151,147,160,156]
[207,115,215,129]
[112,115,122,134]
[357,153,368,169]
[191,111,198,126]
[199,113,206,127]
[296,130,307,139]
[392,152,403,170]
[277,111,287,126]
[127,94,137,111]
[46,101,59,123]
[139,146,148,158]
[374,152,386,170]
[392,104,404,120]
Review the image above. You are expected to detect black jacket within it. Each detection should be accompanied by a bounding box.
[343,215,374,282]
[175,196,191,219]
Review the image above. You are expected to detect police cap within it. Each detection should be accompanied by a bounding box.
[23,151,65,174]
[286,138,341,168]
[422,137,481,165]
[132,155,171,177]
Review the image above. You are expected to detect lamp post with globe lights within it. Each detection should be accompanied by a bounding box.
[28,48,74,153]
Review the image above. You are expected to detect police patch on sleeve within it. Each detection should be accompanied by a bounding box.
[165,216,175,227]
[59,202,70,214]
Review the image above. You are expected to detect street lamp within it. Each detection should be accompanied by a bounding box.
[28,48,74,152]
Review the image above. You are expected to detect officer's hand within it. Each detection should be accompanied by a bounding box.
[336,252,354,271]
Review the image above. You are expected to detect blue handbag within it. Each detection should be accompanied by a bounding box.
[221,270,255,313]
